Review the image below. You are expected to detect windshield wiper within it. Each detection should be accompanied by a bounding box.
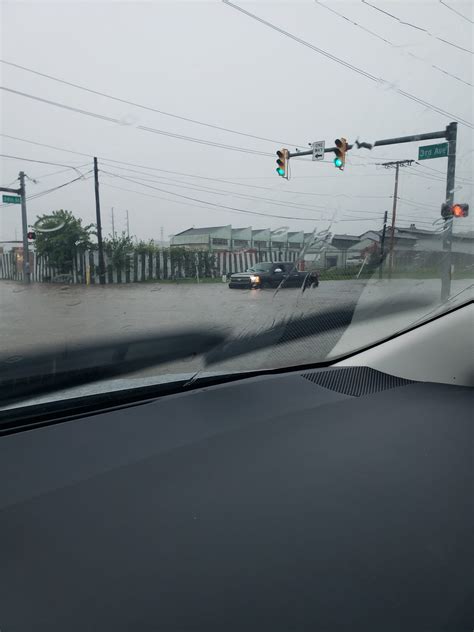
[0,331,225,406]
[0,295,442,408]
[204,296,436,365]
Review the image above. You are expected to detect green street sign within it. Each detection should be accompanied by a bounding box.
[2,195,21,204]
[418,142,448,161]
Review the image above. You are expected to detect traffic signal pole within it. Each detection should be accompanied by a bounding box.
[441,122,457,302]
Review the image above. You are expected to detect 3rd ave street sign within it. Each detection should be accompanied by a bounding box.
[2,195,21,204]
[418,142,448,161]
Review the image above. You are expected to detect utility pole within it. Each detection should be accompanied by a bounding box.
[19,171,30,284]
[126,210,130,238]
[441,121,457,302]
[388,163,400,279]
[93,157,106,284]
[379,210,388,280]
[160,226,164,248]
[379,160,414,279]
[111,207,116,239]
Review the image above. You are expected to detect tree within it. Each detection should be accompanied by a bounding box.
[103,232,135,267]
[34,210,95,273]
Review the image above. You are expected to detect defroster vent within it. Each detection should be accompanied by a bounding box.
[300,366,415,397]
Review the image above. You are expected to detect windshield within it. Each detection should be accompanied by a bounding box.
[1,1,473,411]
[247,264,274,273]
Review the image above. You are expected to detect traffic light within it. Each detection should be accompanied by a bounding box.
[334,137,348,170]
[441,203,469,218]
[452,203,469,218]
[276,148,289,178]
[27,231,36,240]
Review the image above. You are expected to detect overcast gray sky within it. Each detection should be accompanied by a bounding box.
[1,0,473,243]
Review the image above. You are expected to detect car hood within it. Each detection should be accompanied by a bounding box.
[230,272,254,278]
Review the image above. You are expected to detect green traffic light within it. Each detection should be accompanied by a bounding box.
[334,157,343,168]
[276,167,285,176]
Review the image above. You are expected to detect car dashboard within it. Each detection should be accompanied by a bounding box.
[0,362,472,631]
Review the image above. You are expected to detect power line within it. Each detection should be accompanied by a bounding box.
[361,0,473,54]
[109,169,396,222]
[0,132,395,189]
[99,164,390,216]
[0,59,303,147]
[99,158,391,199]
[101,179,336,228]
[100,171,332,222]
[0,86,275,157]
[415,161,474,184]
[102,168,334,214]
[32,163,91,180]
[222,1,472,127]
[0,172,92,207]
[26,174,93,202]
[314,0,472,87]
[439,0,473,24]
[0,153,86,169]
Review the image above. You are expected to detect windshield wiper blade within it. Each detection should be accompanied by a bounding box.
[204,297,435,366]
[0,330,225,406]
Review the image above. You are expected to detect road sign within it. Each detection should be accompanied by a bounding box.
[418,142,448,161]
[2,195,21,204]
[312,140,325,161]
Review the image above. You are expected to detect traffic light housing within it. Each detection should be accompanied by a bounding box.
[27,231,36,240]
[334,137,348,170]
[276,148,289,178]
[441,203,469,218]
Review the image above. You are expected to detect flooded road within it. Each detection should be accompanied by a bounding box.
[1,276,464,404]
[0,279,363,377]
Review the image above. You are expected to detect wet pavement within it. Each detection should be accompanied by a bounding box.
[1,276,470,399]
[0,279,363,375]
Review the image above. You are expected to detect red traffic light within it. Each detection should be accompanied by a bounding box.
[452,204,469,218]
[441,203,469,219]
[27,231,36,240]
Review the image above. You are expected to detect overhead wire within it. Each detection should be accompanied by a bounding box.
[101,167,335,213]
[222,1,473,127]
[0,153,88,169]
[99,159,390,198]
[99,163,393,215]
[0,87,275,157]
[100,171,333,222]
[101,181,332,226]
[0,59,303,148]
[361,0,473,54]
[0,132,395,186]
[0,171,92,207]
[438,0,473,24]
[415,161,474,184]
[314,0,472,87]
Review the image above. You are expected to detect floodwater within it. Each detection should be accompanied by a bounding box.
[1,276,468,401]
[1,279,362,374]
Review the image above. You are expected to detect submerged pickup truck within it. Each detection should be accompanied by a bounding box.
[228,262,319,289]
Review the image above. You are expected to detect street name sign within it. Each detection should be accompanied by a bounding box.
[418,142,448,161]
[312,141,325,161]
[2,195,21,204]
